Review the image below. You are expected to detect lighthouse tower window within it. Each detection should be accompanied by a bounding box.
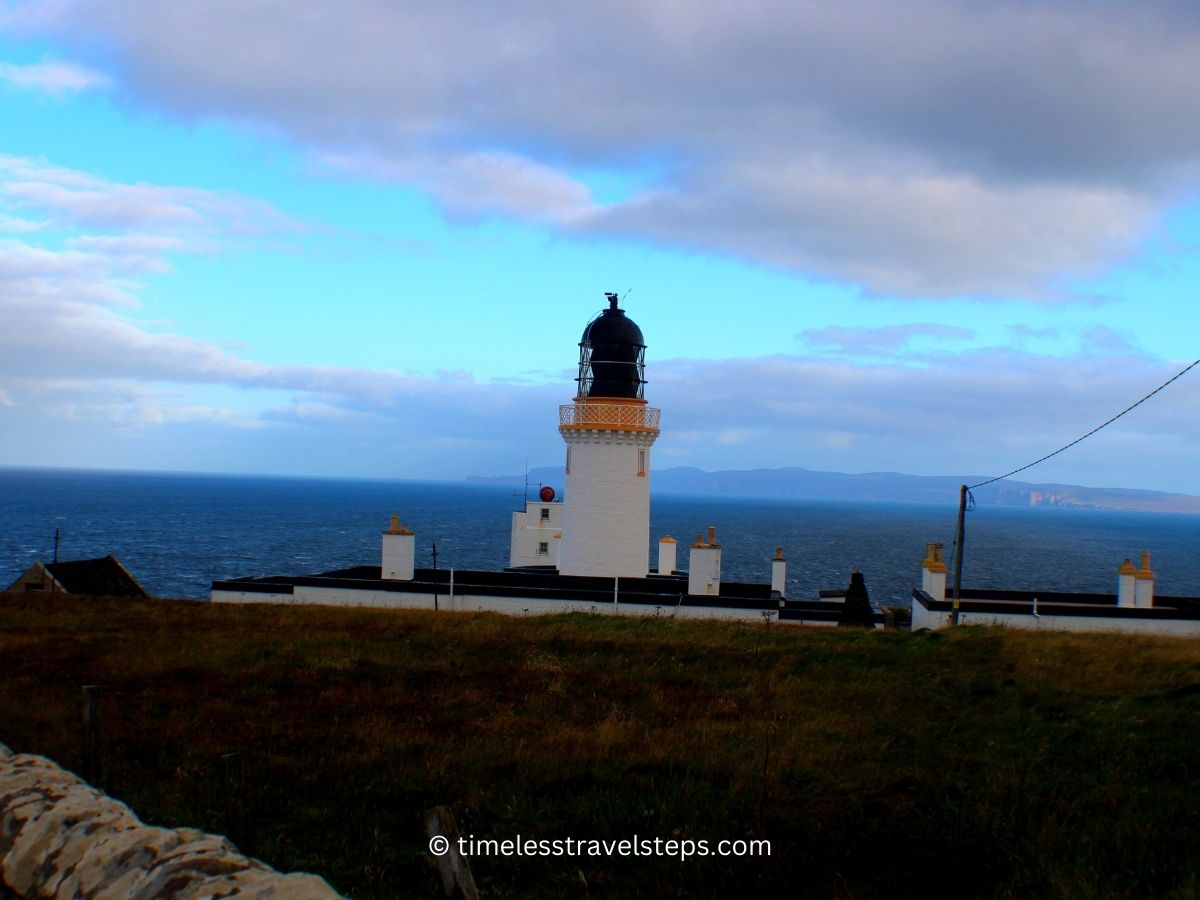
[638,449,646,477]
[565,446,572,474]
[540,507,551,522]
[537,541,550,556]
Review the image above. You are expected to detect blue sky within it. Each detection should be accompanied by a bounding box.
[1,1,1198,492]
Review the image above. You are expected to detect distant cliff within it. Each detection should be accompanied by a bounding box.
[468,466,1200,513]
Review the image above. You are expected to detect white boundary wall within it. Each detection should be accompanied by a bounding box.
[912,600,1200,636]
[211,587,776,622]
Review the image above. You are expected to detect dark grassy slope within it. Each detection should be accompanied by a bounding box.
[2,595,1198,898]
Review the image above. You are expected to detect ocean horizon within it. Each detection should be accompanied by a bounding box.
[3,465,1199,604]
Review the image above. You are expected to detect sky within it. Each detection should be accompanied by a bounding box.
[0,0,1198,493]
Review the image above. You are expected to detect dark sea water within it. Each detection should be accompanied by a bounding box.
[2,467,1198,603]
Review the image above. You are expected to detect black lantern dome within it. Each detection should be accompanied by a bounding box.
[576,293,646,399]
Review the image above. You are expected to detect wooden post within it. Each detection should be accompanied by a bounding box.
[950,484,966,626]
[432,541,439,611]
[81,685,101,785]
[425,805,480,900]
[220,752,245,850]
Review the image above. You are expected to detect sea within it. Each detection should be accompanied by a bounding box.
[2,467,1199,604]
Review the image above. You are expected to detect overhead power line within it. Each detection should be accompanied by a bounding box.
[969,356,1200,491]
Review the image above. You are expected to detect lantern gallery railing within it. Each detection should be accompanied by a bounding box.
[559,402,661,433]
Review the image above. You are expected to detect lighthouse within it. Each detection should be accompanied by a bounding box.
[558,294,661,578]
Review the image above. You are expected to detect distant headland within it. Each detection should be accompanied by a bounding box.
[468,465,1200,514]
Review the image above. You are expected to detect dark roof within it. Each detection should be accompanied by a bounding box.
[214,565,781,610]
[577,295,646,399]
[581,297,645,348]
[912,587,1200,620]
[46,555,149,598]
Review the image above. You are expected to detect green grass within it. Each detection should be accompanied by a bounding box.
[2,595,1199,898]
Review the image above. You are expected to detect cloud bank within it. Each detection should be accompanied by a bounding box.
[2,155,1196,489]
[8,0,1200,297]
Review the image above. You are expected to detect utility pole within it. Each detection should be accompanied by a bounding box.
[49,527,61,593]
[950,484,966,625]
[432,541,439,611]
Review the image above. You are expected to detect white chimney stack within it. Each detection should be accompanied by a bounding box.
[1134,551,1155,608]
[921,542,947,602]
[771,547,787,597]
[688,526,722,596]
[382,514,415,581]
[1117,557,1136,607]
[657,535,678,575]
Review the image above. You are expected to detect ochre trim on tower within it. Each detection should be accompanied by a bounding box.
[559,398,661,434]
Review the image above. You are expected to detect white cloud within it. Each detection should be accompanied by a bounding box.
[324,151,595,224]
[589,166,1153,297]
[11,324,1197,489]
[0,58,108,94]
[0,239,141,306]
[0,156,307,310]
[0,155,303,239]
[647,348,1200,486]
[801,323,975,355]
[0,212,47,232]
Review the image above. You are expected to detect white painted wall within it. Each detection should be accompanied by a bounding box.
[212,586,778,622]
[381,530,415,581]
[1135,575,1155,608]
[211,589,296,604]
[559,429,657,578]
[1118,569,1136,607]
[688,544,722,596]
[657,538,678,575]
[771,555,787,597]
[509,501,564,568]
[911,599,1200,636]
[921,567,947,602]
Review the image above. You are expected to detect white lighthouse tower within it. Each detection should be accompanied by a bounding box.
[558,294,661,578]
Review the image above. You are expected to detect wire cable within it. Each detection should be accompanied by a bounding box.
[968,357,1200,491]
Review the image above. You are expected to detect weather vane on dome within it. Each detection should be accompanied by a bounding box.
[603,288,633,309]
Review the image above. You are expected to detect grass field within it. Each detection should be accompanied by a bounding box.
[2,594,1199,898]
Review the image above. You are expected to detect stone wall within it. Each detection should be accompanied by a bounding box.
[0,742,342,899]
